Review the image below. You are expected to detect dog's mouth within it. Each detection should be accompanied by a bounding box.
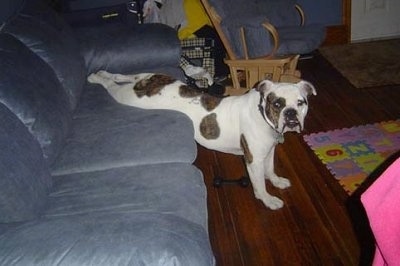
[285,119,300,129]
[282,114,302,133]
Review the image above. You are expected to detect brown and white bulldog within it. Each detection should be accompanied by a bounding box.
[88,71,316,210]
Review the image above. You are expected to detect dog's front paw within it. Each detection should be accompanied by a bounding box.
[270,176,291,189]
[261,195,284,210]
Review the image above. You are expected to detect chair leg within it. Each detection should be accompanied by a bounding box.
[280,54,301,82]
[287,54,300,75]
[229,65,241,89]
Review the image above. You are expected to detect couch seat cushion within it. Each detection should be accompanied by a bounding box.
[51,84,196,175]
[47,163,207,228]
[0,212,214,266]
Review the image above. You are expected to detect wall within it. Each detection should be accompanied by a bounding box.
[351,0,400,41]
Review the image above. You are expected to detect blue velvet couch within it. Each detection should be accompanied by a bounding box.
[0,0,214,265]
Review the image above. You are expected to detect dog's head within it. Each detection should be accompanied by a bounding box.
[256,79,316,134]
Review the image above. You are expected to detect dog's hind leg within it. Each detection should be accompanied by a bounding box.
[87,72,118,89]
[89,70,150,85]
[94,70,132,83]
[97,71,153,84]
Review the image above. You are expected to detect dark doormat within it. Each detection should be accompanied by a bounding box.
[319,39,400,88]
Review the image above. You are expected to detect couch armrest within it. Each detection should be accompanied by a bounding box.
[74,23,182,74]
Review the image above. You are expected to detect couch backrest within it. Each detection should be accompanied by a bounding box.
[0,33,71,165]
[0,103,52,223]
[2,0,86,110]
[0,0,24,25]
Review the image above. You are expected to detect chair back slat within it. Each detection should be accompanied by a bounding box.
[200,0,238,60]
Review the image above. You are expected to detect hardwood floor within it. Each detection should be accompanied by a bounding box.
[194,52,400,266]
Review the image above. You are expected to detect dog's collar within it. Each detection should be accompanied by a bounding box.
[258,91,284,144]
[274,131,285,144]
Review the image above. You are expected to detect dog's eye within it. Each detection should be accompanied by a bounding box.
[273,101,282,108]
[297,99,305,106]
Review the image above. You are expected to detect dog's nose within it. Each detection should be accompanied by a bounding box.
[284,108,297,119]
[284,108,299,128]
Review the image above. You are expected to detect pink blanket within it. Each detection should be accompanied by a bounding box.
[361,157,400,265]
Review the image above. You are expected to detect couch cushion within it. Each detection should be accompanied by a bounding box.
[221,15,274,59]
[47,163,207,228]
[0,212,214,266]
[256,0,300,27]
[209,0,298,25]
[74,23,182,75]
[3,1,86,110]
[222,15,325,58]
[0,0,24,24]
[0,33,71,164]
[51,108,197,175]
[51,83,197,175]
[0,103,51,223]
[277,24,326,55]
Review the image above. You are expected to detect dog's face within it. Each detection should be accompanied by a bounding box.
[256,80,316,133]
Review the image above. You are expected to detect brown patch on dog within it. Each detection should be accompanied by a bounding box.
[179,84,202,98]
[179,85,222,111]
[201,94,222,111]
[240,134,253,164]
[200,113,220,139]
[133,74,176,98]
[265,92,286,128]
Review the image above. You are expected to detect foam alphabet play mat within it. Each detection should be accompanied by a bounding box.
[303,120,400,194]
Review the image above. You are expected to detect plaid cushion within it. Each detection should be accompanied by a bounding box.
[181,38,215,88]
[181,38,215,58]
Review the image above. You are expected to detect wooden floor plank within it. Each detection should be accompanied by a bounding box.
[194,52,400,265]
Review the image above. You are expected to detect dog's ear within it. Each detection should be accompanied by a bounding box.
[297,80,317,97]
[255,79,274,94]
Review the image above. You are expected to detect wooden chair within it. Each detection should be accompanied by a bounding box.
[200,0,318,94]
